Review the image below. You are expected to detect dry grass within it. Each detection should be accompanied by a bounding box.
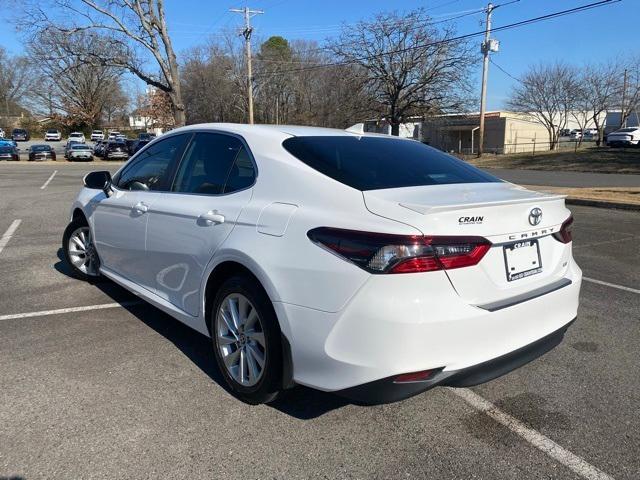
[524,185,640,206]
[467,147,640,174]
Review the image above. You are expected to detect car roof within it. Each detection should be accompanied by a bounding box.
[168,123,399,142]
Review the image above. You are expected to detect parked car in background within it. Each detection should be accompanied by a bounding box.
[45,129,62,141]
[131,139,150,154]
[28,144,56,161]
[606,127,640,147]
[64,141,82,158]
[0,143,19,161]
[91,130,104,142]
[107,131,120,140]
[67,144,93,162]
[12,128,30,141]
[68,132,86,143]
[0,128,5,138]
[138,132,152,141]
[569,129,582,141]
[93,140,106,157]
[125,138,137,155]
[583,128,598,140]
[103,140,128,160]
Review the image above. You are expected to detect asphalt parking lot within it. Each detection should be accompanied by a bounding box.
[1,162,638,479]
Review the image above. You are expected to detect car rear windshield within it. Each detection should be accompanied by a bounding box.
[72,145,90,150]
[32,145,51,151]
[0,146,13,153]
[282,136,500,191]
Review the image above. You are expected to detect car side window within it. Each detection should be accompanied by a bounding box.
[115,134,189,192]
[224,147,256,193]
[172,133,249,195]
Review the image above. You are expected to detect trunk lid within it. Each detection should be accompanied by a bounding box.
[363,182,573,306]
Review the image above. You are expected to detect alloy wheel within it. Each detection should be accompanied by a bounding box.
[67,226,100,277]
[216,293,267,387]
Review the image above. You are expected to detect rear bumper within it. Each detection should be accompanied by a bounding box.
[276,257,581,396]
[337,319,574,404]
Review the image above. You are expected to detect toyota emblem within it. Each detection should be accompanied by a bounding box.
[528,207,542,226]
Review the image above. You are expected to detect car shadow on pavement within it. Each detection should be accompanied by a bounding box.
[54,249,351,420]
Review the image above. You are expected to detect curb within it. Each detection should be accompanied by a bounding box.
[565,198,640,211]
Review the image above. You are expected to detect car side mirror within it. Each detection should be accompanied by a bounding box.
[83,171,112,196]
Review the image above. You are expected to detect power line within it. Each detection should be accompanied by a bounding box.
[254,0,620,77]
[490,57,522,83]
[253,7,488,63]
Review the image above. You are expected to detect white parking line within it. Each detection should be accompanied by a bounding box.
[0,301,143,321]
[583,277,639,295]
[0,219,21,255]
[40,170,58,189]
[450,388,615,480]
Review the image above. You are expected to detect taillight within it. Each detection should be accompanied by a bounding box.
[307,227,491,274]
[552,215,573,244]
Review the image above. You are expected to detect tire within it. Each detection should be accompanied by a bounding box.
[62,217,102,281]
[211,274,282,404]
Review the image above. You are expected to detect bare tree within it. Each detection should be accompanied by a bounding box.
[27,29,124,128]
[25,0,185,126]
[581,62,619,145]
[620,57,640,128]
[102,82,130,124]
[0,47,33,116]
[330,9,474,135]
[181,43,244,124]
[507,63,577,150]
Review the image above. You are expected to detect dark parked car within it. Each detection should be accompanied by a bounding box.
[138,132,153,141]
[132,139,150,154]
[93,140,105,157]
[12,128,30,141]
[104,140,128,160]
[28,144,56,161]
[125,138,137,155]
[0,144,19,161]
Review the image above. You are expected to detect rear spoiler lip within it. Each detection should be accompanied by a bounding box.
[399,194,567,215]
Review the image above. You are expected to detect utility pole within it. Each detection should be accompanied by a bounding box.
[621,68,628,129]
[477,2,496,157]
[230,6,264,125]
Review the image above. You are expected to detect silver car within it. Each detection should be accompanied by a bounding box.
[67,144,93,162]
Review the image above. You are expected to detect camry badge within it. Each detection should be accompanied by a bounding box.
[528,207,542,226]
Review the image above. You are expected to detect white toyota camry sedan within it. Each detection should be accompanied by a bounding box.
[63,124,581,404]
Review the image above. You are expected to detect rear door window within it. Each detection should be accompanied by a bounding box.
[282,136,500,191]
[172,133,253,195]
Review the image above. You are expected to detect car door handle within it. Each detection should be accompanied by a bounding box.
[198,211,225,225]
[133,202,149,214]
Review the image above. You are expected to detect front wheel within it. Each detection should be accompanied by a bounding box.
[62,218,101,281]
[211,275,282,404]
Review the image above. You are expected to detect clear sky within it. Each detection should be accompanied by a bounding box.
[1,0,638,110]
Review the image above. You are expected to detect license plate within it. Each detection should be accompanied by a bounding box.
[503,239,542,281]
